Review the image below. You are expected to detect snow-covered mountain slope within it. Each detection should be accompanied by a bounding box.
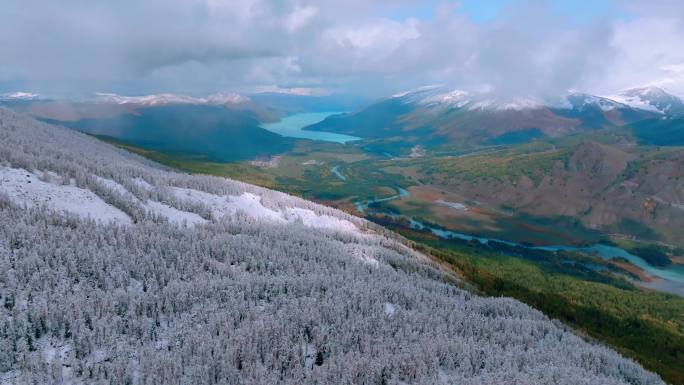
[0,107,663,385]
[609,86,684,115]
[94,92,250,106]
[392,86,547,111]
[565,92,631,112]
[306,85,664,146]
[0,167,133,225]
[391,85,670,114]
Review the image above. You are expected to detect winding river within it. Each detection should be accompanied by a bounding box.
[354,187,684,296]
[331,165,347,181]
[354,187,410,213]
[411,217,684,296]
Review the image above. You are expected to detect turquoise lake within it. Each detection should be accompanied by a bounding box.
[261,112,361,144]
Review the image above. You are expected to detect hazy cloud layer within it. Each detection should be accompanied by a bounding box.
[1,0,683,98]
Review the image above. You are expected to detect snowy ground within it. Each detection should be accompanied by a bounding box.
[95,176,208,226]
[145,200,207,226]
[0,166,362,234]
[284,207,359,234]
[132,177,154,191]
[173,187,362,234]
[95,175,130,196]
[0,167,132,224]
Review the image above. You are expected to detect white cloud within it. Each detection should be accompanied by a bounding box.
[284,5,318,32]
[594,14,684,95]
[0,0,683,98]
[328,19,420,51]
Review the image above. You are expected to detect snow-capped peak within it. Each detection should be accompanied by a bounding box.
[608,86,684,115]
[391,85,444,99]
[624,85,669,98]
[0,92,42,101]
[204,92,251,105]
[392,84,555,111]
[395,86,546,111]
[566,93,629,112]
[94,92,250,106]
[390,85,681,114]
[420,89,471,108]
[472,97,543,111]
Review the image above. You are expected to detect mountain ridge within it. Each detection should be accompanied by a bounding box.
[609,86,684,115]
[304,85,680,147]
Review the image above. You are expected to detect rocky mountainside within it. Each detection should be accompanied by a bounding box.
[0,108,664,384]
[414,137,684,247]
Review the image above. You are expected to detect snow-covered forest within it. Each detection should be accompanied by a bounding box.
[0,107,663,384]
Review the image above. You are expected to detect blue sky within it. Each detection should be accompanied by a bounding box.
[388,0,631,23]
[388,0,630,23]
[460,0,513,22]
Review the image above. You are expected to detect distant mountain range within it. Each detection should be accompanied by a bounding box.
[0,90,368,117]
[2,85,681,114]
[2,86,682,160]
[93,91,251,106]
[401,85,683,115]
[305,85,683,148]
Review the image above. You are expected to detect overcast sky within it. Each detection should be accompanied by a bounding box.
[1,0,683,99]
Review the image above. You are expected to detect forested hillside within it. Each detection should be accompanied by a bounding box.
[44,104,293,162]
[0,108,663,384]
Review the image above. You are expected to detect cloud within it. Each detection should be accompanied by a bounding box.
[0,0,290,94]
[0,0,682,98]
[284,5,319,32]
[596,8,684,95]
[466,2,617,100]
